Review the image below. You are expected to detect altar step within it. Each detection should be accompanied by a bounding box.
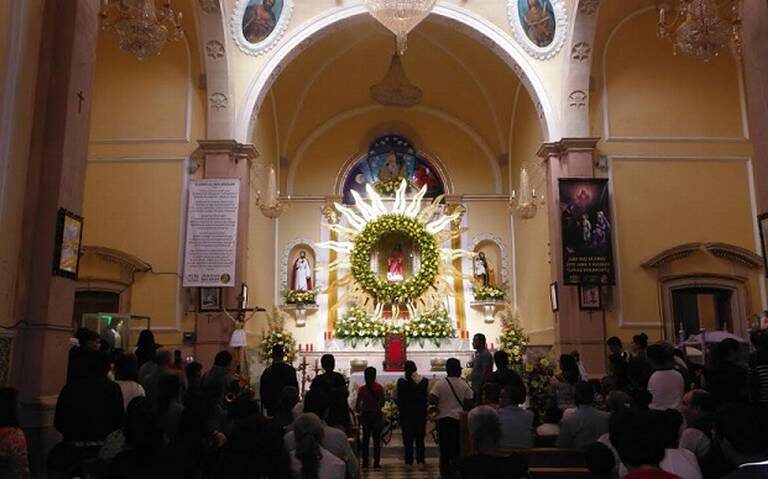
[361,462,440,479]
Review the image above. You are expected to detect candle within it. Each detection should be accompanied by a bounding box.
[298,344,303,352]
[310,344,314,352]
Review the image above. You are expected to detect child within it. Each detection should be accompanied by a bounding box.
[356,366,384,469]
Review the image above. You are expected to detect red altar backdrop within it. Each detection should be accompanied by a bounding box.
[383,333,406,371]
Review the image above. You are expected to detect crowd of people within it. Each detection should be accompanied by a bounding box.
[0,326,767,478]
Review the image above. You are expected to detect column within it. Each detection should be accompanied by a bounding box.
[194,140,258,369]
[9,0,100,471]
[538,138,606,376]
[741,1,768,308]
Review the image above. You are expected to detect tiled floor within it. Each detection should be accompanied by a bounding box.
[361,461,440,479]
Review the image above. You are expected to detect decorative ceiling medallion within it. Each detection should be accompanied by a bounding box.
[231,0,294,56]
[507,0,568,60]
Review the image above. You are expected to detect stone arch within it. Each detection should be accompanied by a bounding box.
[235,3,560,144]
[561,0,602,137]
[194,0,235,138]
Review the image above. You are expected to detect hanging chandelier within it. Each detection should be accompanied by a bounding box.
[364,0,437,55]
[509,168,539,220]
[656,0,742,61]
[99,0,184,60]
[370,54,423,107]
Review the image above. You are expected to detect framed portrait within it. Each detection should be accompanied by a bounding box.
[759,213,768,277]
[199,287,222,312]
[53,208,83,279]
[231,0,294,56]
[507,0,568,60]
[549,282,559,312]
[579,285,602,310]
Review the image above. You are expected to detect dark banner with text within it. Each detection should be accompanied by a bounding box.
[559,178,615,285]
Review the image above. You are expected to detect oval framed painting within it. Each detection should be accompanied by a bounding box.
[507,0,568,60]
[231,0,294,56]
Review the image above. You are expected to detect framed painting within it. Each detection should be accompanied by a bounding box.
[578,285,602,310]
[199,287,223,312]
[231,0,294,56]
[759,213,768,277]
[507,0,568,60]
[53,208,83,279]
[549,282,559,312]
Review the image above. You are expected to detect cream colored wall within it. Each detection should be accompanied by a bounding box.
[590,4,762,346]
[288,108,500,195]
[509,89,553,344]
[81,16,206,348]
[0,0,44,328]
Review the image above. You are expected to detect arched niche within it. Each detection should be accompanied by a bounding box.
[470,233,509,289]
[280,238,317,296]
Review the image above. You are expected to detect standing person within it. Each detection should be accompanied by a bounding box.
[607,336,630,390]
[430,357,474,478]
[202,350,234,403]
[113,353,145,411]
[356,367,384,470]
[396,360,428,467]
[572,350,589,381]
[716,403,768,479]
[0,388,30,478]
[50,350,124,473]
[549,354,580,411]
[66,328,101,384]
[260,345,299,417]
[705,338,748,406]
[134,329,160,369]
[309,354,350,434]
[469,333,493,401]
[647,344,685,411]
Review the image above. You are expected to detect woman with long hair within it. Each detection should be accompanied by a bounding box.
[290,413,344,479]
[396,360,428,466]
[356,366,384,470]
[0,388,30,478]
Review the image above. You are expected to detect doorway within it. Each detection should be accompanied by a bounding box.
[671,287,733,336]
[72,290,120,328]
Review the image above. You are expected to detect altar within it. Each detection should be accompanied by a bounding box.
[348,370,447,406]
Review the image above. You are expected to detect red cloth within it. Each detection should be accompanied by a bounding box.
[357,383,384,413]
[623,470,682,479]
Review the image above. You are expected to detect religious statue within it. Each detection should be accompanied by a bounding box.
[291,251,313,291]
[523,0,556,47]
[387,244,405,282]
[473,252,490,287]
[378,151,406,182]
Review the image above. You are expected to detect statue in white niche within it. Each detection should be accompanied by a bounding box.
[291,250,313,291]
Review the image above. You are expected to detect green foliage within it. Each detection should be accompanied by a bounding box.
[349,214,440,303]
[334,306,455,347]
[284,289,317,305]
[473,285,506,301]
[258,307,297,365]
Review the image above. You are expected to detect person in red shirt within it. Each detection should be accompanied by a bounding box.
[356,366,384,470]
[610,409,681,479]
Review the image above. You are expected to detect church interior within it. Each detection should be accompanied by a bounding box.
[1,0,768,477]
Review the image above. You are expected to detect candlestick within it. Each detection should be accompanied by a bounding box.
[298,344,303,352]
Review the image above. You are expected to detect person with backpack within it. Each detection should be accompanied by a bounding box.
[429,357,474,478]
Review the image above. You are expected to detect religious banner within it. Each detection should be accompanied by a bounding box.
[559,178,615,285]
[183,179,240,288]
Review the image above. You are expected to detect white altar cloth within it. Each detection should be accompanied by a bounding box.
[348,371,447,405]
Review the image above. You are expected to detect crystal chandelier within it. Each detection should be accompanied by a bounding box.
[509,168,539,220]
[657,0,742,61]
[100,0,184,60]
[364,0,437,55]
[370,54,423,107]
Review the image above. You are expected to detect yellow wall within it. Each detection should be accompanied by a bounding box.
[509,90,553,344]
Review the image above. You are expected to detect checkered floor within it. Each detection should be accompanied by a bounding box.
[362,461,440,479]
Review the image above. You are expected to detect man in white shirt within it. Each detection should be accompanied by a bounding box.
[430,357,473,478]
[647,343,685,410]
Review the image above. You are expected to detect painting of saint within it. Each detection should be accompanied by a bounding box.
[241,0,283,44]
[517,0,556,47]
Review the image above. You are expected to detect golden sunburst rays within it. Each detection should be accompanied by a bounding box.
[316,179,473,318]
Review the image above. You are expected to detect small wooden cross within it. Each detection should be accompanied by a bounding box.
[76,90,85,113]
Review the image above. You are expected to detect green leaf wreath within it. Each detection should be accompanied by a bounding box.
[349,214,440,303]
[258,307,297,365]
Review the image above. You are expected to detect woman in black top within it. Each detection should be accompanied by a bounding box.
[396,360,428,466]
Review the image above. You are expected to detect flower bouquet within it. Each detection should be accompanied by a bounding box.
[473,285,506,301]
[284,289,317,305]
[258,307,297,365]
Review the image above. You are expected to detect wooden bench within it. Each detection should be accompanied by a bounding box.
[528,466,592,479]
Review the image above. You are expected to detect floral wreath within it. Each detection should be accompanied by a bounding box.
[350,214,440,303]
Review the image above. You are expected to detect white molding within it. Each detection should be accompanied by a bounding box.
[236,2,559,144]
[506,0,569,60]
[87,156,188,163]
[0,0,25,217]
[285,104,503,195]
[279,237,316,298]
[600,6,748,143]
[470,233,511,291]
[89,35,195,145]
[607,154,760,327]
[230,0,294,57]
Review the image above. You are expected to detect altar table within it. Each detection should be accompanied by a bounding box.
[348,370,448,405]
